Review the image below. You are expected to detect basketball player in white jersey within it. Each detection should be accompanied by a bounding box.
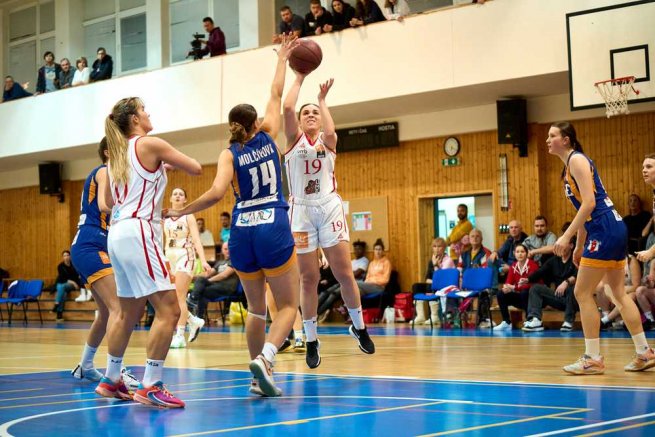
[283,72,375,368]
[95,97,202,408]
[164,187,211,348]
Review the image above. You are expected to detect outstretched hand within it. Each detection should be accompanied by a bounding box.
[163,208,183,218]
[318,78,334,101]
[275,33,299,62]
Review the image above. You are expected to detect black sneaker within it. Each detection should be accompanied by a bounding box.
[279,338,292,353]
[644,320,655,331]
[305,340,321,369]
[600,320,612,331]
[349,325,375,354]
[56,311,64,322]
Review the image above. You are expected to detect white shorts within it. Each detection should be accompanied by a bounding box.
[108,219,174,298]
[165,247,195,276]
[289,193,350,254]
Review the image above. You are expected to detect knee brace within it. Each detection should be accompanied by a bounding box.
[248,311,267,321]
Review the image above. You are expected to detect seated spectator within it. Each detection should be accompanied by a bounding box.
[350,0,386,27]
[383,0,410,21]
[219,211,231,244]
[330,0,356,31]
[58,58,75,89]
[524,215,557,265]
[356,238,391,296]
[187,242,239,319]
[196,217,216,262]
[317,253,340,322]
[351,240,369,280]
[624,193,652,258]
[490,220,528,280]
[522,237,578,332]
[597,256,640,330]
[72,57,91,87]
[90,47,113,82]
[412,237,455,325]
[636,280,655,330]
[493,244,539,331]
[305,0,334,36]
[446,204,473,259]
[36,51,61,94]
[54,249,83,321]
[273,5,306,43]
[3,76,32,102]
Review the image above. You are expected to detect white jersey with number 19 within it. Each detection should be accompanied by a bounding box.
[284,132,336,201]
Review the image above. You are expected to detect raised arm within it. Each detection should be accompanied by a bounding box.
[96,166,114,214]
[283,70,306,148]
[317,79,337,151]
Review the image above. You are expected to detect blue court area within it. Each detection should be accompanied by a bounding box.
[1,368,654,436]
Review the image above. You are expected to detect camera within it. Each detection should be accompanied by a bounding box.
[188,32,205,60]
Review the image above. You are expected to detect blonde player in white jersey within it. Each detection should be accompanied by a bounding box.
[283,72,375,369]
[164,187,211,348]
[95,97,202,408]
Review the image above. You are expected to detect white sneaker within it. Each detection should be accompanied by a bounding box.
[413,317,426,324]
[249,355,282,397]
[121,367,140,390]
[71,364,103,382]
[493,321,512,331]
[75,289,87,303]
[187,313,205,343]
[479,319,496,328]
[560,321,574,332]
[170,334,187,349]
[522,318,544,332]
[83,288,93,301]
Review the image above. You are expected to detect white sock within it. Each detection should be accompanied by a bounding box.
[645,311,654,322]
[143,358,165,387]
[632,332,650,354]
[602,311,610,318]
[81,343,98,370]
[106,354,123,383]
[584,338,601,359]
[601,315,610,324]
[303,317,318,342]
[262,342,278,364]
[348,306,365,330]
[176,326,185,337]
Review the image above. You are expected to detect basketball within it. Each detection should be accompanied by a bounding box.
[289,39,323,75]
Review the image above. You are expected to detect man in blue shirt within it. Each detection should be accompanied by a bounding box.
[3,76,32,102]
[220,211,231,243]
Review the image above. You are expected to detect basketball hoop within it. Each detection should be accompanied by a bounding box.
[594,76,640,118]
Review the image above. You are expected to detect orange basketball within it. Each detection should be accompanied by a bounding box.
[289,39,323,75]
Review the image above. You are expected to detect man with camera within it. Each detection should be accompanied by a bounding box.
[191,17,226,59]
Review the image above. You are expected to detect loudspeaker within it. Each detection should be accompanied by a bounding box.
[497,99,527,145]
[39,162,62,195]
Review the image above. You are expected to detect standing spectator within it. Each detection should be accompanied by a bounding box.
[54,250,83,321]
[90,48,113,82]
[194,17,226,58]
[383,0,410,21]
[330,0,356,31]
[494,244,539,331]
[624,194,652,257]
[305,0,334,36]
[3,76,32,102]
[197,217,216,263]
[36,51,61,94]
[445,204,473,259]
[350,0,386,27]
[273,5,305,43]
[524,215,557,265]
[72,57,91,87]
[219,211,231,243]
[58,58,75,89]
[490,220,528,279]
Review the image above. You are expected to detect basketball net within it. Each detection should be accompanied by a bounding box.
[594,76,639,118]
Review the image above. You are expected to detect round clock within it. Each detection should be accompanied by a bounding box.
[444,137,460,157]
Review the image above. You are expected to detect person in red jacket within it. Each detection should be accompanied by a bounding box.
[494,243,538,331]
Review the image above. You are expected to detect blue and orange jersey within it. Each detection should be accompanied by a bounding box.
[564,151,616,222]
[78,164,109,230]
[229,131,288,213]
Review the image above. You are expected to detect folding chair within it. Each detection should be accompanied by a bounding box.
[0,280,44,325]
[447,268,493,329]
[412,268,460,329]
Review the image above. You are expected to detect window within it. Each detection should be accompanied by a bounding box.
[120,0,146,11]
[40,2,55,33]
[9,7,37,42]
[84,19,117,68]
[212,0,239,50]
[120,14,147,71]
[8,41,36,87]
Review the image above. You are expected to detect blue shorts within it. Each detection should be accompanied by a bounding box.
[71,226,113,286]
[228,208,296,280]
[581,210,627,270]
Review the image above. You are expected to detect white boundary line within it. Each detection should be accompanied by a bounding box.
[524,412,655,436]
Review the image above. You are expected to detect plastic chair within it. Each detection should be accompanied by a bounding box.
[412,268,460,329]
[206,282,246,326]
[0,280,44,325]
[446,268,494,328]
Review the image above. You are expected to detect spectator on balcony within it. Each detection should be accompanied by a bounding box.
[90,48,113,82]
[196,17,226,58]
[305,0,334,36]
[273,5,305,43]
[36,51,61,94]
[383,0,410,21]
[58,58,75,89]
[3,76,32,102]
[72,57,91,87]
[330,0,355,31]
[524,215,557,265]
[350,0,386,27]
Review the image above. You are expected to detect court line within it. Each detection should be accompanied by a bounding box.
[524,412,655,436]
[0,389,42,395]
[576,419,655,436]
[419,408,591,436]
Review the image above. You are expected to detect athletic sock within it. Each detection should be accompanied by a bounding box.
[81,343,98,370]
[303,317,318,342]
[106,354,123,383]
[601,315,610,324]
[631,332,650,354]
[262,342,278,364]
[584,338,601,359]
[645,311,654,322]
[348,306,365,330]
[143,359,165,387]
[176,326,185,337]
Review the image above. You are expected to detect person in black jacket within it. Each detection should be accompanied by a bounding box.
[90,48,113,82]
[330,0,356,31]
[36,51,61,94]
[305,0,334,36]
[350,0,386,27]
[522,237,578,332]
[54,250,83,321]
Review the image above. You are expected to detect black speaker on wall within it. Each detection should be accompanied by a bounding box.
[39,162,62,195]
[497,99,528,156]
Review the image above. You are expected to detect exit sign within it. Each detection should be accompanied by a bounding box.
[442,157,461,167]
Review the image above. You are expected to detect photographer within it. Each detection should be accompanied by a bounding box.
[191,17,226,58]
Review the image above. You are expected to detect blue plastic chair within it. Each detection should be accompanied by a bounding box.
[412,268,460,329]
[446,268,494,328]
[0,280,44,325]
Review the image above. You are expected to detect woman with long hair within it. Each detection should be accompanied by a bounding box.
[549,121,654,374]
[164,187,210,348]
[166,36,299,397]
[95,97,202,408]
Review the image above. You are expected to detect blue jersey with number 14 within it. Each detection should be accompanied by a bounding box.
[230,131,288,213]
